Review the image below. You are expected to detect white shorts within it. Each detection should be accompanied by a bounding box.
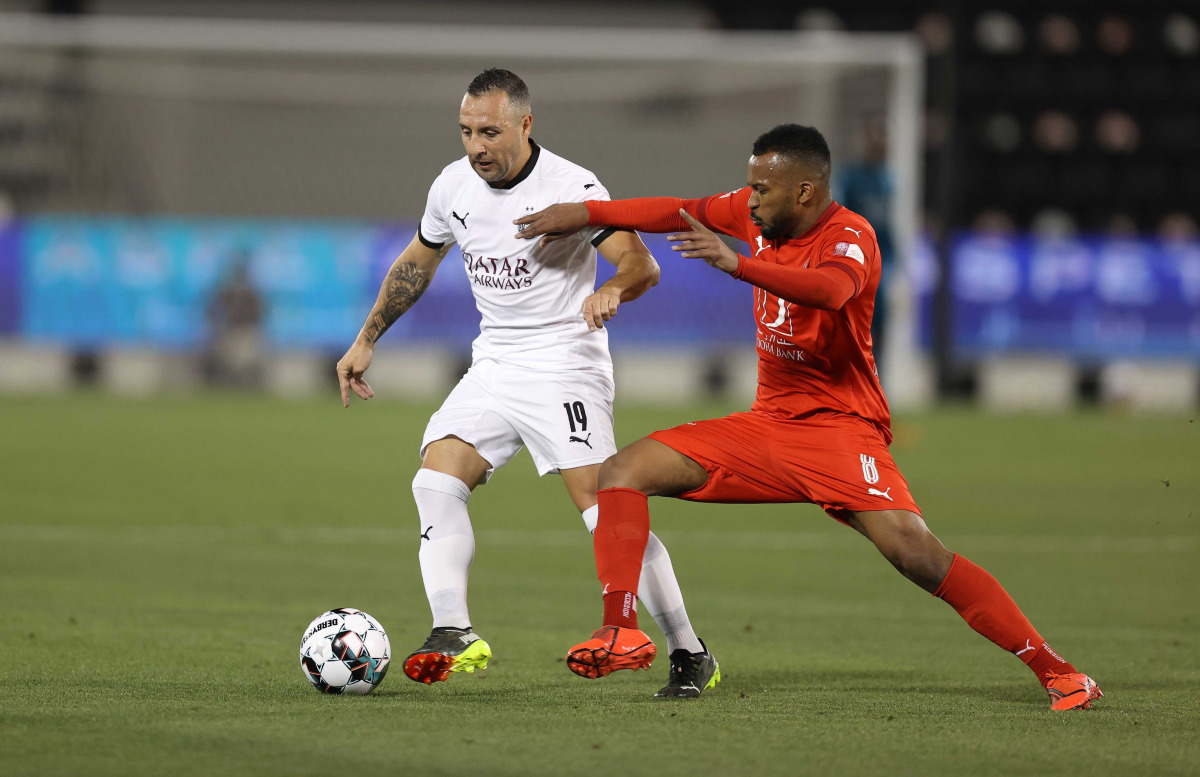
[421,358,617,480]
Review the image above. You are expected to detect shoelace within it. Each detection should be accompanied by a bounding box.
[670,654,704,680]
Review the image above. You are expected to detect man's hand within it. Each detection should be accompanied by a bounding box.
[669,209,739,274]
[513,202,590,247]
[336,339,376,408]
[581,287,621,332]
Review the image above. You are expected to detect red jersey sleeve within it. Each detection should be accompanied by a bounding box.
[732,258,857,311]
[584,187,753,239]
[693,187,754,241]
[814,232,875,298]
[586,197,696,232]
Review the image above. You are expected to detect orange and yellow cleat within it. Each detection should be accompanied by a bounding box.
[566,626,657,679]
[1045,672,1104,710]
[402,627,491,685]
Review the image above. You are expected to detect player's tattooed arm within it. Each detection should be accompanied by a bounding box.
[361,260,433,343]
[337,235,449,407]
[359,241,450,343]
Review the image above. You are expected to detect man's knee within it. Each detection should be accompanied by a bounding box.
[598,438,707,496]
[892,539,953,591]
[422,436,489,487]
[598,449,639,491]
[858,511,952,589]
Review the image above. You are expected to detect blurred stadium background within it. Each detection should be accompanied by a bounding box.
[1,0,1196,411]
[3,4,1199,775]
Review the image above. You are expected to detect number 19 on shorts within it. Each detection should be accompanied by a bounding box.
[563,401,588,433]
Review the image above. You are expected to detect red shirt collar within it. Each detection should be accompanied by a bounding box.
[788,201,841,242]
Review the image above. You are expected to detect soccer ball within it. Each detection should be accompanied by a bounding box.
[299,608,391,695]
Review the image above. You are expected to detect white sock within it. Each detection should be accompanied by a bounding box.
[581,505,703,655]
[412,469,474,629]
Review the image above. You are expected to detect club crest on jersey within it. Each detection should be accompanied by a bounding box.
[834,242,866,265]
[462,250,533,289]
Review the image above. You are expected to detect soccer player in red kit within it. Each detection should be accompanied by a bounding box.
[514,124,1103,710]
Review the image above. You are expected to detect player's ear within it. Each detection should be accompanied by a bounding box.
[795,180,813,206]
[521,113,533,137]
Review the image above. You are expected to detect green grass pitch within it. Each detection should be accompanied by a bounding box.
[1,394,1197,776]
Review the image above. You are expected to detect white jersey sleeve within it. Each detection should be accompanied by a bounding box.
[418,174,455,248]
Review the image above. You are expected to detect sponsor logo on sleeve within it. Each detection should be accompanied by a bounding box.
[834,242,866,265]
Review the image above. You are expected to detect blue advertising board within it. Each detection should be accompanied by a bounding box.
[0,221,19,334]
[20,217,385,349]
[12,216,1200,359]
[947,234,1200,358]
[15,217,756,351]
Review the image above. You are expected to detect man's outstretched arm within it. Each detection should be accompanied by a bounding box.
[581,230,661,332]
[670,211,856,311]
[514,197,707,246]
[336,234,451,407]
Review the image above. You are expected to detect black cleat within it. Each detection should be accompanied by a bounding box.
[654,641,720,698]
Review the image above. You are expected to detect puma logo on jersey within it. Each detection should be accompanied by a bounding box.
[451,211,469,229]
[867,487,893,501]
[583,182,596,190]
[569,434,593,449]
[844,226,863,237]
[755,235,769,256]
[420,526,433,541]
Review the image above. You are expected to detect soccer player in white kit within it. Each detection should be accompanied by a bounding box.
[336,70,717,697]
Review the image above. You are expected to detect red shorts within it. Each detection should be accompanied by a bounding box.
[648,410,920,521]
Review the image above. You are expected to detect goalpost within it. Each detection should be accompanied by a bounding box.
[0,13,926,406]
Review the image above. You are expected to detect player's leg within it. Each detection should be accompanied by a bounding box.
[561,463,704,655]
[508,361,716,691]
[594,437,710,627]
[570,414,798,685]
[561,463,713,696]
[839,508,953,593]
[565,438,710,680]
[406,367,524,684]
[415,437,490,630]
[844,508,1102,710]
[404,436,496,684]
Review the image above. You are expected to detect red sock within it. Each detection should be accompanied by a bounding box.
[934,553,1076,685]
[594,487,650,629]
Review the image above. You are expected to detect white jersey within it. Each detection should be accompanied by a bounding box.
[419,140,620,371]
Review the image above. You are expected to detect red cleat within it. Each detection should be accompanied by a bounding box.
[1045,672,1104,710]
[566,626,657,679]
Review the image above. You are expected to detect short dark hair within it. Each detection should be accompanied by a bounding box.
[466,68,531,113]
[752,124,831,180]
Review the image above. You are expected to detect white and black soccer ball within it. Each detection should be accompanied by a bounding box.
[299,608,391,695]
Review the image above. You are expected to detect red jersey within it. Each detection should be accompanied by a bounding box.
[586,188,889,439]
[695,187,889,437]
